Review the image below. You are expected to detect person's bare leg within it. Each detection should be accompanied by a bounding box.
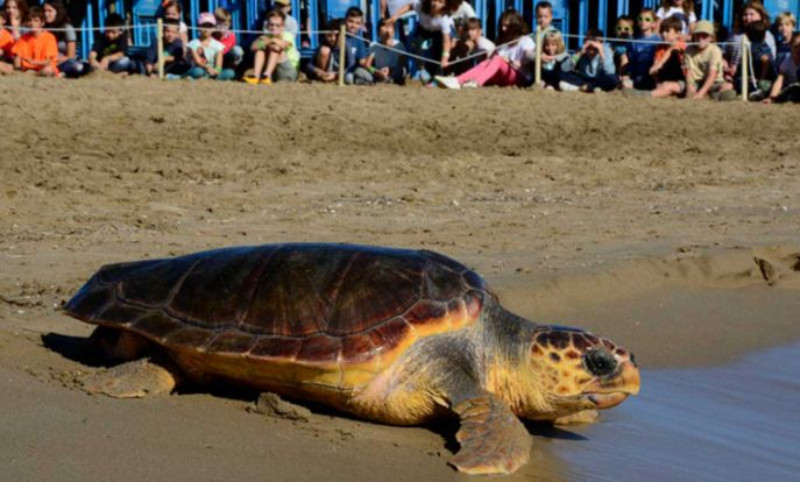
[252,50,266,79]
[262,46,282,79]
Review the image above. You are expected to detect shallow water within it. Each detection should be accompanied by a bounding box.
[546,343,800,481]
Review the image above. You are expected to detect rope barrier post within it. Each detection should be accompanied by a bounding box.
[740,36,748,102]
[156,18,165,80]
[338,24,346,87]
[534,28,543,88]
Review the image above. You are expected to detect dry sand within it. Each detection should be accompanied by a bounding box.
[1,75,799,481]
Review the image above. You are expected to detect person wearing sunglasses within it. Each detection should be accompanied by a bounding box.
[622,9,661,90]
[612,15,634,85]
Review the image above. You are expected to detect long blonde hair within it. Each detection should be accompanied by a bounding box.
[544,31,565,54]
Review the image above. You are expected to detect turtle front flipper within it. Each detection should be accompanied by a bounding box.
[449,393,532,475]
[83,359,179,398]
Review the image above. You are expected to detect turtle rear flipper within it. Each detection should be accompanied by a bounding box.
[83,359,179,398]
[449,393,532,475]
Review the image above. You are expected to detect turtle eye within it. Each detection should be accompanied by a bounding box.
[583,349,617,377]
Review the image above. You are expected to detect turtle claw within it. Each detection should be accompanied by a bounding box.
[82,359,177,398]
[554,409,600,425]
[449,394,532,475]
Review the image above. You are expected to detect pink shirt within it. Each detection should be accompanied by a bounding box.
[218,31,236,55]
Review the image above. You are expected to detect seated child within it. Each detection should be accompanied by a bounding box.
[350,18,407,85]
[447,17,495,76]
[186,12,234,80]
[622,8,660,90]
[213,7,243,73]
[12,6,58,76]
[744,18,777,100]
[89,13,132,74]
[342,7,369,85]
[612,15,634,79]
[683,20,735,100]
[774,12,796,67]
[434,9,533,89]
[540,30,572,89]
[161,0,189,48]
[145,20,189,78]
[306,19,340,83]
[765,33,800,103]
[245,9,298,84]
[559,29,617,92]
[647,16,686,98]
[0,12,16,74]
[535,1,557,36]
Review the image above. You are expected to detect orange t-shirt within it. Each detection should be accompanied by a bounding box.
[0,28,14,61]
[12,30,59,72]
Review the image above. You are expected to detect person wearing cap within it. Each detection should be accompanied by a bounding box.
[186,12,235,80]
[683,20,735,100]
[272,0,299,36]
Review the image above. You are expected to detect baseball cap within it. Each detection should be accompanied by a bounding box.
[198,12,217,26]
[693,20,714,36]
[274,0,291,6]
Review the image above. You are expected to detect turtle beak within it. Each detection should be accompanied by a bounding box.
[585,360,641,409]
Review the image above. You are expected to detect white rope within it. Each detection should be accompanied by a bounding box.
[345,31,443,66]
[558,31,736,46]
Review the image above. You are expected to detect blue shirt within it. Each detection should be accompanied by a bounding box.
[344,36,368,70]
[628,33,660,79]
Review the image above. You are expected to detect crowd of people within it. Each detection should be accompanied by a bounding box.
[0,0,798,103]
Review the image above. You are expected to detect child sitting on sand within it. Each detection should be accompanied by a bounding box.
[213,8,243,74]
[774,12,796,67]
[647,16,686,98]
[621,8,660,90]
[306,19,340,83]
[558,29,617,92]
[434,10,534,89]
[447,17,495,76]
[12,6,58,76]
[186,12,234,80]
[764,33,800,104]
[89,13,132,75]
[540,30,572,89]
[350,19,407,85]
[0,12,16,74]
[683,20,735,101]
[245,9,298,84]
[145,20,189,78]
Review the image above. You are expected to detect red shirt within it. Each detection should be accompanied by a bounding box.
[217,31,236,55]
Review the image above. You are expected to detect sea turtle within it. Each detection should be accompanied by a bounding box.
[64,243,640,475]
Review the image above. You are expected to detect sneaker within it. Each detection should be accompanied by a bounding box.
[462,80,478,88]
[434,75,461,90]
[748,89,766,101]
[260,77,272,85]
[559,81,580,92]
[244,76,260,85]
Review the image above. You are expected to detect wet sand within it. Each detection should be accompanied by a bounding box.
[1,75,800,481]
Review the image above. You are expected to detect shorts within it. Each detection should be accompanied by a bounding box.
[273,60,298,82]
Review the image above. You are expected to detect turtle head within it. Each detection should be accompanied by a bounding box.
[519,325,640,420]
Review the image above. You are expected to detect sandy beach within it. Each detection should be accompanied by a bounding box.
[1,75,799,481]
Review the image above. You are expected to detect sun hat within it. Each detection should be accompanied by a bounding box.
[693,20,714,36]
[198,12,217,26]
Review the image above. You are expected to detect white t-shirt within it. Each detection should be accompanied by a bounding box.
[497,36,535,64]
[187,38,226,68]
[656,6,697,35]
[386,0,408,16]
[412,0,454,34]
[451,2,477,25]
[778,55,799,85]
[475,37,495,56]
